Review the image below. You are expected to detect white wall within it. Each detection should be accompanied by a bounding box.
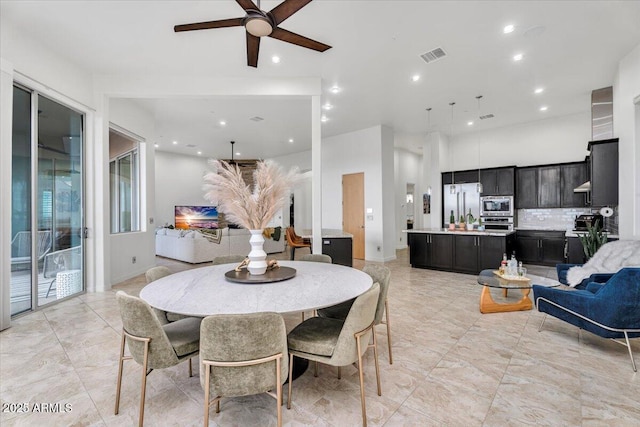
[108,98,157,285]
[154,151,212,227]
[268,151,313,229]
[449,112,591,169]
[613,43,640,239]
[394,145,422,248]
[321,125,394,262]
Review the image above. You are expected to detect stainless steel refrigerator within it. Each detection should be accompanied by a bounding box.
[443,183,481,226]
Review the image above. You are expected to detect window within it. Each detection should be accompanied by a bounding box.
[109,128,140,233]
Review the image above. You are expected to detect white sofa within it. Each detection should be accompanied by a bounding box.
[155,227,285,264]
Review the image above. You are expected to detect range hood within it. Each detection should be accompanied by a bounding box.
[574,180,591,193]
[573,87,613,193]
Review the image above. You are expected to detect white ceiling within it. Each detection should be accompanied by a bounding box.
[2,1,640,159]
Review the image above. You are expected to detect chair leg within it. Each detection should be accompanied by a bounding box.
[314,361,318,377]
[372,327,381,396]
[45,279,56,298]
[287,353,294,410]
[623,331,637,372]
[114,331,126,415]
[189,358,193,377]
[337,366,341,379]
[138,341,150,427]
[203,364,210,427]
[290,247,295,260]
[538,314,547,332]
[355,335,368,427]
[384,300,393,364]
[276,356,282,427]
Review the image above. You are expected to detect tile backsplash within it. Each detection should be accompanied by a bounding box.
[517,208,591,230]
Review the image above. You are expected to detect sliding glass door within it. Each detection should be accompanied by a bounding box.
[10,85,85,315]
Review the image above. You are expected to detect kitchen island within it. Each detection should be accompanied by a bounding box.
[406,228,516,274]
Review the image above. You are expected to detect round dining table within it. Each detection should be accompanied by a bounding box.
[139,260,373,317]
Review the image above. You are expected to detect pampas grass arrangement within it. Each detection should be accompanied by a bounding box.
[203,160,301,230]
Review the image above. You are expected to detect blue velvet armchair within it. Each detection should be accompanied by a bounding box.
[533,268,640,371]
[555,263,614,290]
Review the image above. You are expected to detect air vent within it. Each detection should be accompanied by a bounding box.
[186,144,196,148]
[420,47,447,64]
[479,114,495,120]
[249,116,264,122]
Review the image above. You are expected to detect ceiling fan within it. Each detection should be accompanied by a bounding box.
[174,0,331,67]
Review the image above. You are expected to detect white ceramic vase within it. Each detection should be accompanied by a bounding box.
[247,229,268,275]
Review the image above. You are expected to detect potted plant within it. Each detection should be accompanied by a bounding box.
[466,209,475,230]
[477,216,484,231]
[449,210,456,230]
[578,222,608,260]
[458,215,466,230]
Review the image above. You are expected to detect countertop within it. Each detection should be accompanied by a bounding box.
[299,229,353,239]
[404,228,516,237]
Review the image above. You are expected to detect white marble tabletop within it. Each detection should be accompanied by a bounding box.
[139,261,372,317]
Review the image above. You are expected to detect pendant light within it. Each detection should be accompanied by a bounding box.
[229,140,236,166]
[449,102,456,194]
[475,96,484,194]
[426,107,432,196]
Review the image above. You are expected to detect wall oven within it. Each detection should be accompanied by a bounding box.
[480,196,514,217]
[481,216,514,231]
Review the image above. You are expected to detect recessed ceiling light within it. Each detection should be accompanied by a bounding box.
[534,87,544,94]
[411,74,420,82]
[330,85,341,94]
[219,120,226,126]
[288,138,294,143]
[467,121,474,126]
[272,55,280,63]
[503,24,515,34]
[172,141,178,145]
[322,102,333,110]
[321,115,328,122]
[197,151,202,155]
[154,143,159,148]
[235,152,241,156]
[513,53,524,61]
[540,106,548,111]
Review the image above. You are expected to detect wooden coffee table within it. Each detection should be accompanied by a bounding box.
[476,269,560,314]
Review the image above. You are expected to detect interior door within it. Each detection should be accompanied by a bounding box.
[342,172,365,260]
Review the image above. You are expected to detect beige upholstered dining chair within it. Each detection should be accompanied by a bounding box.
[144,266,189,323]
[212,254,247,265]
[200,312,288,427]
[317,264,393,364]
[299,253,332,263]
[114,291,201,427]
[287,283,381,427]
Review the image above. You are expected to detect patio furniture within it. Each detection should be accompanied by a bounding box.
[534,268,640,372]
[114,291,201,426]
[11,230,52,268]
[200,312,287,427]
[43,245,81,298]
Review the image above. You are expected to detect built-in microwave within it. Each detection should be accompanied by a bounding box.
[480,196,514,217]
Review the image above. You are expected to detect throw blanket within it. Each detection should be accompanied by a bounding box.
[567,240,640,286]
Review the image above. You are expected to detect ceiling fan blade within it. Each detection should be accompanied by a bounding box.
[174,17,244,32]
[246,32,260,67]
[269,27,331,52]
[236,0,259,12]
[269,0,313,25]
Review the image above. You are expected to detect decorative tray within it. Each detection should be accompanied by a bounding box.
[492,270,530,282]
[225,266,296,284]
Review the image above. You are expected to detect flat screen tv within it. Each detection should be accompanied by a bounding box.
[174,206,219,229]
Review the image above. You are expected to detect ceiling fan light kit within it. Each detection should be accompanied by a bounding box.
[174,0,331,67]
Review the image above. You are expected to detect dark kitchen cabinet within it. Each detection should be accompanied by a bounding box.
[478,233,516,271]
[516,167,538,208]
[480,167,515,196]
[454,235,478,274]
[589,138,618,207]
[516,230,565,266]
[538,166,561,208]
[516,166,560,208]
[560,162,588,208]
[321,237,353,267]
[442,170,480,185]
[566,237,586,264]
[409,233,453,270]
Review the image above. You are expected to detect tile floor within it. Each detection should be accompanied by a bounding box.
[1,249,638,426]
